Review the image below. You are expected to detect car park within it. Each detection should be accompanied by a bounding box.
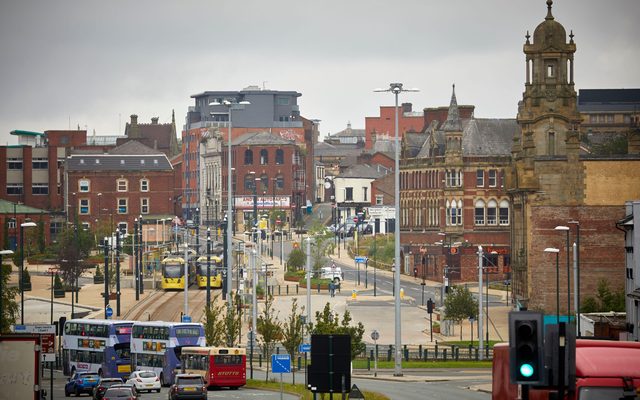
[65,372,100,397]
[93,378,124,400]
[169,374,207,400]
[126,370,161,393]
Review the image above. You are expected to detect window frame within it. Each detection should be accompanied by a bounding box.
[487,199,498,225]
[79,179,90,193]
[275,149,284,165]
[79,198,90,215]
[116,179,128,192]
[244,149,253,165]
[345,187,353,201]
[488,170,497,187]
[141,198,149,214]
[140,179,149,192]
[260,149,268,165]
[474,199,486,225]
[6,184,23,195]
[117,198,128,214]
[499,200,510,225]
[476,170,484,187]
[32,183,49,195]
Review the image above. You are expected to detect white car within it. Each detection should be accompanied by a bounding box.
[126,370,161,393]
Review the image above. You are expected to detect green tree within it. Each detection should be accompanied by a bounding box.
[280,298,305,384]
[203,295,227,346]
[444,286,478,340]
[257,295,283,381]
[287,248,305,272]
[581,279,625,313]
[57,225,93,287]
[37,217,46,254]
[224,294,242,347]
[308,302,366,360]
[0,264,19,333]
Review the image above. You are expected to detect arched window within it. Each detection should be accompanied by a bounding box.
[475,199,486,225]
[456,199,462,225]
[260,149,268,165]
[449,200,457,226]
[487,200,498,225]
[244,175,254,190]
[275,149,284,165]
[244,149,253,165]
[499,200,510,225]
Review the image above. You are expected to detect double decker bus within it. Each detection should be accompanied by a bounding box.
[181,346,246,389]
[161,256,195,290]
[62,319,134,379]
[195,255,223,289]
[130,321,205,386]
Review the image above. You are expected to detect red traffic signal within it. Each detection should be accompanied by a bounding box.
[353,217,358,223]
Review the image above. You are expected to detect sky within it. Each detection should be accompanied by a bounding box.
[0,0,638,144]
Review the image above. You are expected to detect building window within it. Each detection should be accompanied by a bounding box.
[244,175,254,191]
[275,175,284,190]
[345,187,353,201]
[277,96,290,105]
[548,132,556,156]
[476,170,484,187]
[456,199,462,225]
[450,201,457,226]
[140,179,149,192]
[7,158,23,170]
[117,179,128,192]
[81,222,90,231]
[260,149,268,165]
[79,199,90,215]
[375,195,384,205]
[475,199,485,225]
[244,149,253,165]
[362,187,368,202]
[118,199,128,214]
[7,184,23,195]
[79,179,90,192]
[141,198,149,214]
[50,222,63,236]
[8,219,16,229]
[275,149,284,165]
[487,200,497,225]
[32,184,49,195]
[32,158,48,169]
[488,170,497,187]
[499,200,510,225]
[547,64,554,77]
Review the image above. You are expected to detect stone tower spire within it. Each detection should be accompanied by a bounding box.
[443,84,463,160]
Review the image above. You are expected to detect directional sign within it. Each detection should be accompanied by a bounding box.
[181,315,192,323]
[298,343,311,353]
[354,256,367,263]
[370,330,379,341]
[271,354,291,373]
[12,324,56,361]
[105,305,113,319]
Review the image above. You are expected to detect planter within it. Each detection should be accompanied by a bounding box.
[64,286,80,293]
[109,292,117,300]
[21,282,32,291]
[93,276,104,284]
[54,289,66,298]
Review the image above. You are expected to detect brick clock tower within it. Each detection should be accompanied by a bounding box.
[507,1,589,312]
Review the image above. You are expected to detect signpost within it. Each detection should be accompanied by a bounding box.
[13,324,56,362]
[271,354,291,400]
[105,304,113,320]
[354,256,367,286]
[371,330,379,377]
[298,343,311,353]
[181,315,192,323]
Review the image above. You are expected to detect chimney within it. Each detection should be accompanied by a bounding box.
[151,117,159,124]
[130,114,138,125]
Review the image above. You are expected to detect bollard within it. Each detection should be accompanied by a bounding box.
[468,344,473,360]
[367,357,371,371]
[387,345,392,362]
[287,285,289,295]
[352,289,357,300]
[259,354,262,367]
[455,346,459,361]
[278,285,281,296]
[317,283,321,293]
[296,285,299,295]
[424,349,428,361]
[475,348,479,361]
[419,345,423,359]
[298,356,302,371]
[443,348,447,361]
[435,342,439,359]
[404,345,409,361]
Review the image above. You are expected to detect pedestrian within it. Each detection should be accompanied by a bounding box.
[329,281,335,297]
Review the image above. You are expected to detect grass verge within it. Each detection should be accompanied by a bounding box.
[352,359,492,369]
[246,379,390,400]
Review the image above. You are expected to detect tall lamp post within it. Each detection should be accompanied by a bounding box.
[210,98,250,309]
[375,82,419,377]
[544,247,561,323]
[555,225,571,319]
[0,249,15,329]
[19,221,37,324]
[568,220,580,336]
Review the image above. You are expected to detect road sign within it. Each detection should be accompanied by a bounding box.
[349,384,366,399]
[370,330,379,341]
[105,305,113,319]
[299,343,311,353]
[181,315,192,323]
[355,256,367,263]
[13,324,56,362]
[271,354,291,373]
[353,217,358,223]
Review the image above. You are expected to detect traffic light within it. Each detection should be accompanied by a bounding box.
[426,299,434,314]
[509,311,545,385]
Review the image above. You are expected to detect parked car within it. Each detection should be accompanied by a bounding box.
[169,374,207,400]
[126,370,161,393]
[65,372,100,397]
[93,378,124,400]
[102,385,139,400]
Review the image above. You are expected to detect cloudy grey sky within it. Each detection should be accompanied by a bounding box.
[1,0,638,143]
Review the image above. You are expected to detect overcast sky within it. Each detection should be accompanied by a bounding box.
[1,0,638,144]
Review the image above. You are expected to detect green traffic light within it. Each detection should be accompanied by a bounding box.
[520,363,534,378]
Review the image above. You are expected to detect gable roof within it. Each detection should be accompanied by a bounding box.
[67,141,173,171]
[233,131,296,146]
[108,140,164,155]
[339,163,389,179]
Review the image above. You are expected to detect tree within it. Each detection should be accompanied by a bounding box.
[444,286,478,340]
[287,248,305,272]
[308,302,366,360]
[57,225,93,287]
[37,217,45,254]
[224,294,242,347]
[203,295,226,346]
[280,298,305,384]
[0,264,19,333]
[581,279,625,313]
[257,295,283,381]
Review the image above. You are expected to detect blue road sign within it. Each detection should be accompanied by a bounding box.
[271,354,291,373]
[355,256,367,263]
[298,343,311,353]
[181,315,192,323]
[105,305,113,319]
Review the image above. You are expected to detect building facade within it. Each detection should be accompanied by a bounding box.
[506,1,640,313]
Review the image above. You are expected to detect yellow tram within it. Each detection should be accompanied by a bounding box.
[160,256,196,290]
[195,255,223,289]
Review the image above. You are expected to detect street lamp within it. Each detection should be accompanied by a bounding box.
[555,225,571,318]
[0,249,15,329]
[544,247,561,323]
[210,98,250,308]
[375,82,419,378]
[19,221,37,324]
[568,220,581,336]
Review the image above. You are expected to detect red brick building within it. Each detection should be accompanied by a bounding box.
[365,104,424,150]
[65,141,176,240]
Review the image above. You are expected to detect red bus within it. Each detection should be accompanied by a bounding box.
[180,346,246,389]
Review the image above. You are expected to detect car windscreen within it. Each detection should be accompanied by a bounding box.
[177,377,203,385]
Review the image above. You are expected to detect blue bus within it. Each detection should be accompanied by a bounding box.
[62,319,135,379]
[130,321,205,386]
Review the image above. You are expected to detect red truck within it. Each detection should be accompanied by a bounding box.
[493,339,640,400]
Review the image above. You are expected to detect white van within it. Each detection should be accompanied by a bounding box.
[320,265,343,284]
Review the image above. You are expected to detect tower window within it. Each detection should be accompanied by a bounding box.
[548,132,556,156]
[547,64,554,77]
